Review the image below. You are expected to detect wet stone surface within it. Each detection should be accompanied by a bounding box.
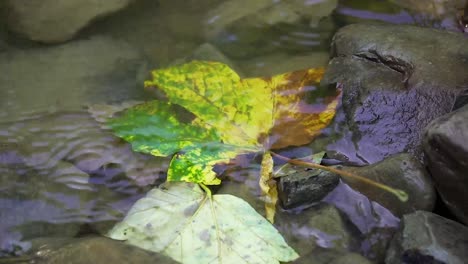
[275,203,357,257]
[424,104,468,224]
[293,248,373,264]
[277,165,340,209]
[4,0,135,43]
[0,36,147,121]
[338,153,435,217]
[7,236,177,264]
[204,0,338,59]
[385,211,468,264]
[319,23,468,165]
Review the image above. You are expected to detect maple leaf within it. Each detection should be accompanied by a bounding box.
[108,61,341,221]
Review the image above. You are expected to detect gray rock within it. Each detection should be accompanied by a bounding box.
[324,181,400,262]
[385,211,468,264]
[423,104,468,224]
[0,36,147,121]
[330,253,374,264]
[337,153,436,217]
[20,236,177,263]
[277,165,340,209]
[320,23,468,165]
[4,0,134,43]
[276,203,357,257]
[204,0,338,58]
[173,42,244,77]
[294,248,374,264]
[240,51,329,77]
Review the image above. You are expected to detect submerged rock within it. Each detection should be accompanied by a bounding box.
[385,211,468,264]
[294,248,373,264]
[324,181,400,262]
[14,236,177,264]
[276,203,357,257]
[320,23,468,165]
[204,0,338,58]
[0,36,146,121]
[4,0,135,43]
[423,104,468,224]
[339,153,436,217]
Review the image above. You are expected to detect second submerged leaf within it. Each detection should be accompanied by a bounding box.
[107,182,299,264]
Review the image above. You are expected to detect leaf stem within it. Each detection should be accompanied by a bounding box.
[270,151,408,202]
[199,183,212,197]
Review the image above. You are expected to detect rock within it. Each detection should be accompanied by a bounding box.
[276,203,357,257]
[172,42,244,77]
[204,0,338,58]
[294,248,374,264]
[423,104,468,224]
[4,0,134,43]
[385,211,468,264]
[18,236,177,263]
[81,0,202,66]
[240,51,330,77]
[0,36,147,121]
[390,0,466,32]
[277,164,340,209]
[324,181,400,262]
[338,153,436,217]
[320,23,468,165]
[330,253,374,264]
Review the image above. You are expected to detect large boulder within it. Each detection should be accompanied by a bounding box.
[4,0,134,43]
[423,104,468,224]
[319,23,468,165]
[385,211,468,264]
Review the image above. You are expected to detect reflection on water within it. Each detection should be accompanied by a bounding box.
[0,0,465,261]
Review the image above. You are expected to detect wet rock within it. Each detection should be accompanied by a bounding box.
[339,153,435,217]
[330,252,374,264]
[240,51,329,77]
[276,203,357,256]
[385,211,468,264]
[4,0,135,43]
[324,181,400,262]
[294,248,373,264]
[173,42,244,77]
[0,36,147,121]
[320,23,468,165]
[277,164,340,209]
[19,236,177,263]
[391,0,466,32]
[204,0,338,58]
[423,104,468,224]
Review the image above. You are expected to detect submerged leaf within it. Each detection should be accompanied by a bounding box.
[259,151,277,223]
[109,61,340,186]
[144,61,340,150]
[107,182,299,264]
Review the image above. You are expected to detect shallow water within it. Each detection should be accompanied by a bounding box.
[0,0,465,262]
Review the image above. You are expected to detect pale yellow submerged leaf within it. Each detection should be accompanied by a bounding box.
[259,151,277,223]
[107,182,298,264]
